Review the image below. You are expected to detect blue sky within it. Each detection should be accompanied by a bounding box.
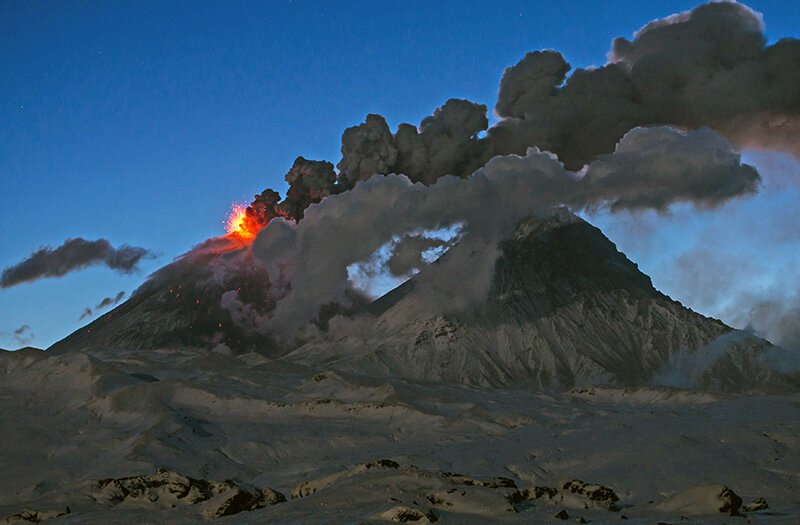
[1,1,799,349]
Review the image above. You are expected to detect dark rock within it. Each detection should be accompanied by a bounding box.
[555,509,570,520]
[92,468,284,518]
[507,485,558,504]
[442,471,518,489]
[1,507,69,523]
[366,459,400,469]
[559,479,620,511]
[719,487,743,516]
[742,497,768,512]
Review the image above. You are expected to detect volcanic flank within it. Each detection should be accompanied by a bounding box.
[51,207,791,393]
[286,209,789,391]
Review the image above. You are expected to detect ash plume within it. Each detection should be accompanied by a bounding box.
[738,295,800,354]
[250,126,758,340]
[580,126,759,211]
[338,99,489,186]
[328,1,798,185]
[116,1,796,349]
[234,2,795,238]
[491,1,800,168]
[1,238,153,288]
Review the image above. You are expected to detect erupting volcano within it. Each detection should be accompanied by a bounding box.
[224,202,260,241]
[4,1,800,523]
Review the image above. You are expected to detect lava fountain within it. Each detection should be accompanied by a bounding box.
[224,203,259,241]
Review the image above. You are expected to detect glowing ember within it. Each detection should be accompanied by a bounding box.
[224,203,257,240]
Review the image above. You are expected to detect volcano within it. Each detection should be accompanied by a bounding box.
[4,210,800,524]
[48,248,281,354]
[50,208,789,392]
[289,208,787,391]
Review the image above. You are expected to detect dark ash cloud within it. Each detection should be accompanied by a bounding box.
[492,2,800,168]
[580,126,760,211]
[235,2,796,241]
[338,99,489,186]
[1,238,153,288]
[325,1,798,187]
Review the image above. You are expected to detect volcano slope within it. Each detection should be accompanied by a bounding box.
[2,211,799,524]
[291,209,793,392]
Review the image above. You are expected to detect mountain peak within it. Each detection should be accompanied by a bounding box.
[512,206,583,241]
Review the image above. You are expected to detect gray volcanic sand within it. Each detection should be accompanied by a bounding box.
[1,345,798,523]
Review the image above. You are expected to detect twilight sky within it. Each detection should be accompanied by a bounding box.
[1,0,799,350]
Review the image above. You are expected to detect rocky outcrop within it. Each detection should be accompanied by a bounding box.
[506,479,619,512]
[1,507,69,524]
[656,484,742,516]
[91,468,284,519]
[374,506,438,523]
[558,478,620,511]
[291,458,400,499]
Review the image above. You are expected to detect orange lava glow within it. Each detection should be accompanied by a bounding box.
[224,203,257,240]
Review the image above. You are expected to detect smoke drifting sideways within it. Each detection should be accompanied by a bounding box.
[1,238,153,289]
[134,1,799,349]
[244,126,757,341]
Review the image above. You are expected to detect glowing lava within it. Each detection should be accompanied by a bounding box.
[225,203,257,240]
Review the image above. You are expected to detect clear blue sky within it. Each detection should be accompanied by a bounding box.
[1,1,799,349]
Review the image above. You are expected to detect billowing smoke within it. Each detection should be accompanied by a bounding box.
[1,238,153,288]
[79,291,127,320]
[116,1,797,351]
[230,2,794,239]
[249,126,758,340]
[581,126,759,211]
[329,1,798,183]
[491,1,800,168]
[238,157,344,234]
[338,99,489,186]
